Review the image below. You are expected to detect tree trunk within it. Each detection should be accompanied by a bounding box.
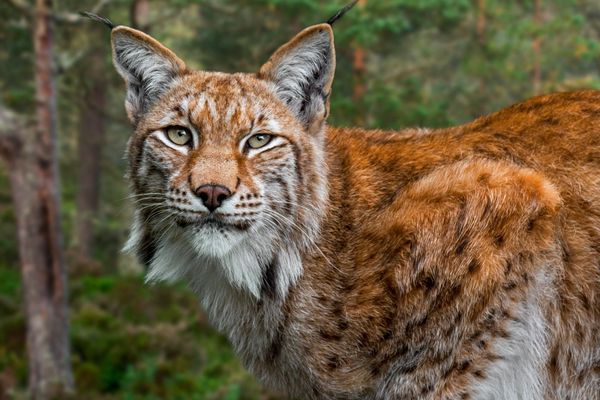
[532,0,543,94]
[352,0,367,126]
[9,0,74,398]
[73,48,107,263]
[130,0,150,31]
[476,0,486,44]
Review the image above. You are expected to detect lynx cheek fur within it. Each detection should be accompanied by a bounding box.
[107,12,600,400]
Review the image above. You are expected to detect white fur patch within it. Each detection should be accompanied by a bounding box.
[143,212,301,300]
[471,268,552,400]
[123,210,144,254]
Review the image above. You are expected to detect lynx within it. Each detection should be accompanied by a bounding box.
[97,4,600,399]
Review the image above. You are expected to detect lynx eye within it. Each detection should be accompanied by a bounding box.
[166,127,192,146]
[247,133,272,149]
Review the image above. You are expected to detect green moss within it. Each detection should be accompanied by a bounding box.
[0,265,20,298]
[50,272,278,398]
[71,276,117,299]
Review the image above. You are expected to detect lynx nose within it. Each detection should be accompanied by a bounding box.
[194,184,232,212]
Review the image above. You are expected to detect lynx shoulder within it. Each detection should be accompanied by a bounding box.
[103,10,600,400]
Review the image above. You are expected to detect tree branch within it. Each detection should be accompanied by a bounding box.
[5,0,32,17]
[53,0,111,24]
[6,0,111,24]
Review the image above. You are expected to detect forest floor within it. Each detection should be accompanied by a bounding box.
[0,262,283,400]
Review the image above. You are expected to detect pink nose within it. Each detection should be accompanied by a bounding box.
[194,184,232,212]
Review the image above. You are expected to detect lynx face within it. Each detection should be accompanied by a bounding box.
[114,24,334,297]
[133,75,313,255]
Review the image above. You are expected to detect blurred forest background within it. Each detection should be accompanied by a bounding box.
[2,0,600,399]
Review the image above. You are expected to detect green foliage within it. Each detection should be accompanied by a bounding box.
[0,264,280,399]
[0,2,34,110]
[0,264,26,392]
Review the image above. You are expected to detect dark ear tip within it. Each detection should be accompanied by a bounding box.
[79,11,116,30]
[326,0,359,26]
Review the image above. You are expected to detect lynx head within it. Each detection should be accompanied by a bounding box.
[113,23,336,298]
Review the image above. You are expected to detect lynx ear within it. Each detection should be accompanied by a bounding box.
[258,24,336,134]
[111,27,186,123]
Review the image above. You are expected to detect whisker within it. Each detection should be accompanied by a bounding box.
[135,203,167,214]
[261,208,339,274]
[126,192,166,199]
[268,198,320,215]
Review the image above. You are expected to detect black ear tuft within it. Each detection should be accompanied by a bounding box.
[326,0,359,26]
[79,11,115,30]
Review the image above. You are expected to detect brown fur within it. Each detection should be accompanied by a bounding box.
[291,91,600,397]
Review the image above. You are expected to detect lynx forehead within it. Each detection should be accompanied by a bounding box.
[107,6,600,400]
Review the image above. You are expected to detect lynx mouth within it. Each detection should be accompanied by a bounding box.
[175,214,253,231]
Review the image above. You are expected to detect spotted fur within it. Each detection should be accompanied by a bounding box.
[111,20,600,400]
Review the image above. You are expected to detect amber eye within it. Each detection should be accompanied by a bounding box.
[166,127,192,146]
[247,133,272,149]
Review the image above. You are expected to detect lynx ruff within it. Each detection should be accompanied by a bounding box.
[109,15,600,400]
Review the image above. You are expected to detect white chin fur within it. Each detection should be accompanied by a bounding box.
[185,225,243,258]
[129,194,310,301]
[144,224,273,299]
